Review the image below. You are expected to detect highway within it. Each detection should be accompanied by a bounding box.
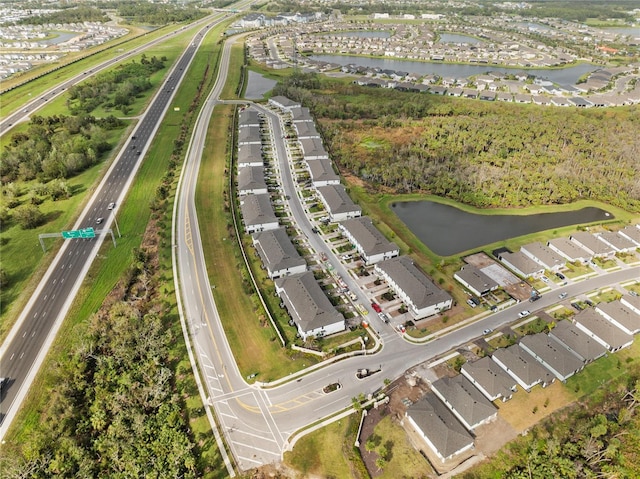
[0,15,228,438]
[171,26,640,473]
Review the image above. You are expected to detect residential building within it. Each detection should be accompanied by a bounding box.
[239,194,279,234]
[374,256,452,320]
[404,393,475,463]
[521,242,565,271]
[595,300,640,335]
[237,144,263,168]
[519,333,584,381]
[289,106,314,123]
[252,228,307,279]
[597,231,637,253]
[293,121,320,139]
[316,185,361,221]
[268,95,300,112]
[431,375,498,430]
[238,125,262,146]
[498,251,545,278]
[618,225,640,246]
[621,294,640,316]
[460,357,517,402]
[454,265,499,297]
[570,232,616,258]
[338,216,399,265]
[547,237,591,263]
[492,344,555,391]
[574,308,633,352]
[299,137,329,160]
[275,271,345,339]
[239,108,261,127]
[237,166,268,196]
[549,320,607,363]
[307,158,340,187]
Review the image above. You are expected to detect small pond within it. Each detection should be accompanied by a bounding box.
[438,33,482,44]
[390,200,613,256]
[244,71,277,100]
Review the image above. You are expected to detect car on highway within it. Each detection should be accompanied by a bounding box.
[95,217,104,224]
[559,292,568,299]
[371,302,382,313]
[136,151,141,156]
[518,310,531,318]
[107,202,115,210]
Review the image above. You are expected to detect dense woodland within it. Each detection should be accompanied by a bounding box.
[112,2,206,25]
[0,248,200,478]
[274,74,640,212]
[67,56,165,115]
[463,370,640,478]
[0,115,122,184]
[16,6,108,26]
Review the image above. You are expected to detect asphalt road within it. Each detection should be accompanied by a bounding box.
[0,16,226,438]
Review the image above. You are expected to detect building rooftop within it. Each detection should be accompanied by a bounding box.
[376,256,452,310]
[339,216,398,257]
[406,392,474,460]
[571,232,615,256]
[596,300,640,334]
[299,137,328,159]
[308,158,339,184]
[252,228,306,275]
[275,271,344,334]
[499,251,543,276]
[548,237,591,261]
[316,184,361,216]
[461,356,516,401]
[237,166,267,192]
[431,375,497,429]
[521,242,565,269]
[492,344,554,389]
[239,194,277,227]
[237,144,263,165]
[549,320,607,363]
[454,265,499,295]
[575,308,633,350]
[239,107,261,127]
[519,333,584,380]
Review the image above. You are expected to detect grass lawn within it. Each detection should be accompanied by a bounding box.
[283,415,357,478]
[513,317,548,336]
[497,381,576,432]
[564,262,594,278]
[372,415,434,479]
[589,288,623,304]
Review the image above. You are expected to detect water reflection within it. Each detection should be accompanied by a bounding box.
[244,71,277,100]
[391,200,612,256]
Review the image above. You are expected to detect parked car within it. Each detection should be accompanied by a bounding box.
[371,302,382,313]
[555,272,566,280]
[397,324,406,334]
[541,276,549,283]
[571,302,584,311]
[518,310,531,318]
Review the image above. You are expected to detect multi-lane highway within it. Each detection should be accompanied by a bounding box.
[0,15,228,438]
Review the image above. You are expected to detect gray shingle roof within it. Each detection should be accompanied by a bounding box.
[376,256,452,310]
[547,237,591,261]
[519,333,584,380]
[499,251,543,276]
[275,271,344,334]
[308,158,339,184]
[238,125,262,145]
[239,108,261,127]
[575,308,633,351]
[300,137,328,159]
[252,228,306,276]
[406,392,474,460]
[339,216,398,258]
[549,320,607,363]
[454,265,498,295]
[492,344,554,389]
[237,144,263,166]
[294,121,319,138]
[461,356,516,401]
[316,185,361,216]
[431,375,497,429]
[521,242,565,269]
[290,106,313,122]
[571,232,615,256]
[596,300,640,334]
[598,232,636,251]
[239,194,278,228]
[237,166,267,193]
[269,96,301,110]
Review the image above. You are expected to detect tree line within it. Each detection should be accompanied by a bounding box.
[273,74,640,212]
[67,56,165,115]
[15,6,108,26]
[111,2,206,26]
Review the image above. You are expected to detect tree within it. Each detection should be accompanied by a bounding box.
[375,457,386,471]
[13,204,44,229]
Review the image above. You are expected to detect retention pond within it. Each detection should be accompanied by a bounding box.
[390,200,612,256]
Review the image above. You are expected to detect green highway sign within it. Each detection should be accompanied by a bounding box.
[62,228,95,239]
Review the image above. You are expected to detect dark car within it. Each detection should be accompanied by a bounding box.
[555,272,566,280]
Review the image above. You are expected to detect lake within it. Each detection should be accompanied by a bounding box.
[390,200,613,256]
[438,33,482,44]
[310,54,599,85]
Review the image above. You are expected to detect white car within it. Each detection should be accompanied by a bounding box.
[541,276,549,283]
[107,202,115,210]
[518,310,531,318]
[559,292,568,299]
